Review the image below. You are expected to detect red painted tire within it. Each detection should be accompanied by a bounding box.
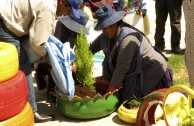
[0,42,19,82]
[0,102,34,126]
[0,70,28,121]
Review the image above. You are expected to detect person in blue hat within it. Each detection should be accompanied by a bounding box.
[54,9,89,47]
[35,10,89,102]
[89,5,173,103]
[0,0,83,123]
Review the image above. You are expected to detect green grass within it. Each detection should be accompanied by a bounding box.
[167,54,190,87]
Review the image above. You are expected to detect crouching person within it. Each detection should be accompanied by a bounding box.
[89,5,173,103]
[35,10,89,102]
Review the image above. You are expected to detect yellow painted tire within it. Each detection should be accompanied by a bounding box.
[117,101,138,124]
[118,89,167,125]
[163,84,194,126]
[0,102,34,126]
[163,84,194,107]
[0,42,19,82]
[118,101,163,125]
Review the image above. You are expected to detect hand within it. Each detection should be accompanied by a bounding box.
[124,6,129,12]
[72,62,77,73]
[135,9,141,15]
[141,9,147,17]
[106,86,117,93]
[40,53,48,61]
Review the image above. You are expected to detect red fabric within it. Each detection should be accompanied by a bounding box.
[86,0,115,18]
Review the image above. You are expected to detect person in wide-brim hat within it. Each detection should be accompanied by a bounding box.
[89,5,172,104]
[94,5,124,31]
[60,9,89,35]
[54,9,89,48]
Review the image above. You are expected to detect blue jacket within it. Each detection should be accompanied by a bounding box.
[46,35,76,98]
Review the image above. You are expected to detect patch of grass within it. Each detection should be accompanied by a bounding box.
[167,54,190,87]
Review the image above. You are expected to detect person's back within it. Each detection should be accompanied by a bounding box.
[119,26,170,101]
[0,0,32,36]
[139,31,168,95]
[0,0,55,34]
[0,0,56,56]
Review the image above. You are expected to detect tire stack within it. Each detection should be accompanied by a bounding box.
[0,42,34,125]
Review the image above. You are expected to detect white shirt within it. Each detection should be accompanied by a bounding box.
[0,0,57,56]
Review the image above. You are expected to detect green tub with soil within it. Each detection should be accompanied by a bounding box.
[57,89,120,119]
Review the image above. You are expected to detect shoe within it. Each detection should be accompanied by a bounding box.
[154,45,165,52]
[46,90,56,103]
[34,112,54,123]
[171,47,184,54]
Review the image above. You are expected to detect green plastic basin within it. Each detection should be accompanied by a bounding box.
[57,90,119,119]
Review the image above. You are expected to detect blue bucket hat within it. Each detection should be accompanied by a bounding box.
[68,0,83,18]
[94,5,124,31]
[60,9,89,35]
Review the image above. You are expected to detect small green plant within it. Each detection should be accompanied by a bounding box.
[123,96,142,109]
[75,29,96,91]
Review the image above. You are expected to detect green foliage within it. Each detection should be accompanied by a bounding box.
[75,29,96,91]
[123,96,142,109]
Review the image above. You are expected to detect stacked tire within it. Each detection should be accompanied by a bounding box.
[0,42,34,125]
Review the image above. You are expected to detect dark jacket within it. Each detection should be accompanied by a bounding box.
[90,26,168,97]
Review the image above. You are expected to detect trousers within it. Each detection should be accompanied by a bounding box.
[0,18,37,112]
[154,0,182,49]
